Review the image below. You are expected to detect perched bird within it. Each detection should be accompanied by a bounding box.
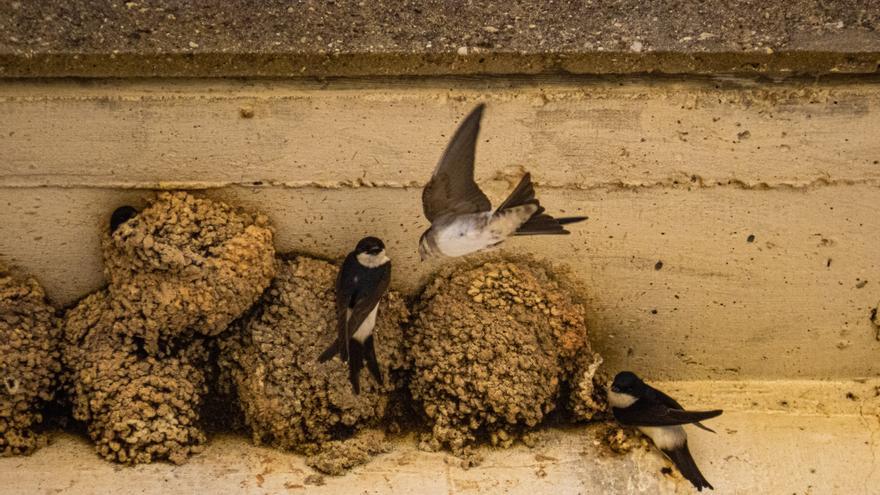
[418,104,587,260]
[109,205,139,233]
[319,236,391,394]
[608,371,723,491]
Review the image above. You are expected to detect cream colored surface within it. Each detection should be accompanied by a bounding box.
[1,78,879,380]
[1,380,877,495]
[2,79,880,189]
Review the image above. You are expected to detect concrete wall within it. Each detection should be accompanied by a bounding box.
[1,77,878,380]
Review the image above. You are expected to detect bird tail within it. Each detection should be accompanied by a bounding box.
[663,442,713,491]
[363,335,384,386]
[318,339,340,363]
[495,173,587,235]
[347,340,364,395]
[496,172,540,213]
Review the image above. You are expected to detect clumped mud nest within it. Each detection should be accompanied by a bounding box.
[218,254,410,460]
[103,191,276,349]
[59,192,276,465]
[0,265,61,456]
[62,291,210,465]
[409,254,603,460]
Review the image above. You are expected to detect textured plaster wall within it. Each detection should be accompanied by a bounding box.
[1,77,878,380]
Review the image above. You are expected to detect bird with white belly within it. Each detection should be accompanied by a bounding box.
[418,104,587,261]
[319,236,391,395]
[608,371,723,491]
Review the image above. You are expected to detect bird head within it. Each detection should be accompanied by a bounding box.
[110,205,139,234]
[610,371,646,397]
[355,236,390,268]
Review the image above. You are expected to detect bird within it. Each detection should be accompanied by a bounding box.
[607,371,723,491]
[418,103,587,260]
[109,205,138,233]
[319,236,391,394]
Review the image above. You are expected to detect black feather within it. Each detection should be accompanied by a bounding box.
[110,206,138,233]
[496,173,587,235]
[663,443,714,491]
[363,335,383,385]
[348,340,364,395]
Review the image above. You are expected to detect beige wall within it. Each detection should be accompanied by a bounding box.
[1,78,878,380]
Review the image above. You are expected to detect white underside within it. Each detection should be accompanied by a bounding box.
[433,207,536,257]
[608,391,686,450]
[607,390,638,408]
[639,425,686,450]
[356,250,390,268]
[347,305,378,343]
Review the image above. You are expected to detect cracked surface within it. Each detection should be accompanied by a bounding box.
[0,265,61,456]
[217,254,410,461]
[62,291,209,465]
[409,254,603,461]
[104,191,275,350]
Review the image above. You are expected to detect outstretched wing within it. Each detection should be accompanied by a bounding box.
[613,399,723,428]
[345,263,391,339]
[422,104,492,222]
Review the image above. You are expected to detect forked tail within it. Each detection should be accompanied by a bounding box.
[495,173,587,235]
[664,442,714,491]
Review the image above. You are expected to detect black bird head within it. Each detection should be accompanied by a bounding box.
[611,371,647,397]
[109,206,139,233]
[355,236,385,256]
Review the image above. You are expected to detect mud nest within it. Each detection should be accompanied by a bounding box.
[60,192,276,465]
[218,254,410,457]
[103,191,276,348]
[62,291,210,465]
[0,265,61,456]
[409,254,603,459]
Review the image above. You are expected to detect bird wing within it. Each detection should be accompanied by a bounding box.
[345,263,391,340]
[422,104,492,223]
[334,254,359,361]
[613,399,723,427]
[649,386,719,433]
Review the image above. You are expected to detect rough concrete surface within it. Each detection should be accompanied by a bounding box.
[1,78,878,380]
[0,1,879,77]
[0,379,877,495]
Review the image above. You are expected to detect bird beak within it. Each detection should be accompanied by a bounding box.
[611,385,621,393]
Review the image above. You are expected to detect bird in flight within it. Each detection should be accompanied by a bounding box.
[418,104,587,260]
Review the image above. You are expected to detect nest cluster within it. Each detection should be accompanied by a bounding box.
[13,190,604,472]
[0,266,61,456]
[408,255,603,458]
[61,192,275,464]
[217,255,410,458]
